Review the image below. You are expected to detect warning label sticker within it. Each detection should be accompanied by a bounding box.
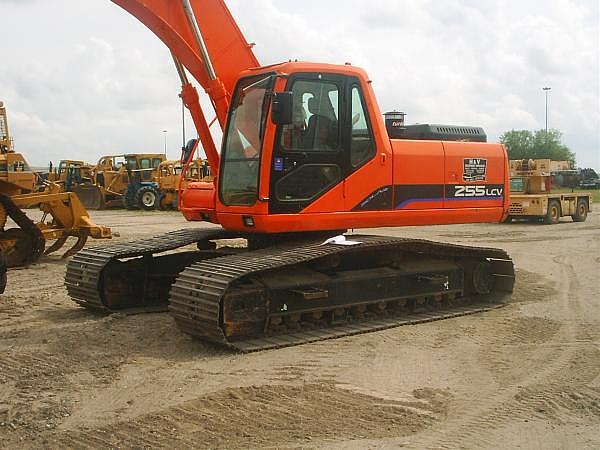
[463,158,487,182]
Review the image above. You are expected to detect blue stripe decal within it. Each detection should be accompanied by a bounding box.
[446,196,503,202]
[395,196,503,210]
[395,198,443,209]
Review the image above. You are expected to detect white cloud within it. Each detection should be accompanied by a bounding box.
[0,0,598,170]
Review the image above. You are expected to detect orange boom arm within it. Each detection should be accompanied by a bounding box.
[111,0,259,122]
[111,0,260,180]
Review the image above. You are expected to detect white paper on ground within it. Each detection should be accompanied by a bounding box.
[319,235,362,246]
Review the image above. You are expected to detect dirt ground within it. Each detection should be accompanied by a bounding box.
[1,209,598,449]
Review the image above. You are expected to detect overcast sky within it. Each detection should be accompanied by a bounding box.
[1,0,598,170]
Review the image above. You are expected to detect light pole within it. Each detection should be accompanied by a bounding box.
[542,87,551,132]
[162,130,168,154]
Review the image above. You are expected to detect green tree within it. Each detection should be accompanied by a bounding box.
[499,129,575,164]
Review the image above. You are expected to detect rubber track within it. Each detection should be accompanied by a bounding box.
[169,235,515,352]
[0,192,45,266]
[65,228,234,311]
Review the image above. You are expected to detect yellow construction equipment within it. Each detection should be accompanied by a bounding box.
[0,101,112,268]
[507,159,592,224]
[45,159,94,191]
[154,158,212,210]
[73,153,166,209]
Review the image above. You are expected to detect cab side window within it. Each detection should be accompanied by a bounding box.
[350,86,375,167]
[281,80,339,151]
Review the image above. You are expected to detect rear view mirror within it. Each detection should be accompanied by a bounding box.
[181,138,198,165]
[271,92,293,125]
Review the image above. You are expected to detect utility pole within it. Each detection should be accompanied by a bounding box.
[542,87,551,132]
[162,130,168,154]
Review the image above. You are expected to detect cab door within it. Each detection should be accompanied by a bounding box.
[343,82,389,211]
[269,73,346,214]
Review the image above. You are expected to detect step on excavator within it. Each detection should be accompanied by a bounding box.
[0,101,112,291]
[65,0,515,351]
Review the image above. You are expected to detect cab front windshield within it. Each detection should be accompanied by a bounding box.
[125,156,138,170]
[220,74,273,206]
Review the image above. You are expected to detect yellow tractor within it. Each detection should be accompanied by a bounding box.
[0,101,112,274]
[73,153,166,209]
[154,158,212,210]
[45,159,94,192]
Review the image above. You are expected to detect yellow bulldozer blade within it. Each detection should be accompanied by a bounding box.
[71,184,106,210]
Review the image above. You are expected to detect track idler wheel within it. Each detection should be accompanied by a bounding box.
[462,260,493,295]
[1,229,39,267]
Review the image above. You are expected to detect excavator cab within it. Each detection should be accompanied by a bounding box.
[213,68,378,220]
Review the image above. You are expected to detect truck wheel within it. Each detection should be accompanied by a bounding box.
[544,200,561,225]
[136,186,158,211]
[502,216,512,224]
[572,199,588,222]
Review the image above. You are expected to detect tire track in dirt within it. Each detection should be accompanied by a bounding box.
[40,384,448,449]
[0,351,67,385]
[2,213,598,448]
[408,253,597,449]
[0,270,67,333]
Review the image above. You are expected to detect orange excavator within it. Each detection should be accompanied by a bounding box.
[65,0,514,351]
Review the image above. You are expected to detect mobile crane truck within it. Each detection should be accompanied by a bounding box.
[507,159,591,224]
[65,0,515,352]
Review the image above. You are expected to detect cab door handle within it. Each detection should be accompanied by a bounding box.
[380,153,386,165]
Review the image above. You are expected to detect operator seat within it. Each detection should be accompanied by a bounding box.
[304,97,334,150]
